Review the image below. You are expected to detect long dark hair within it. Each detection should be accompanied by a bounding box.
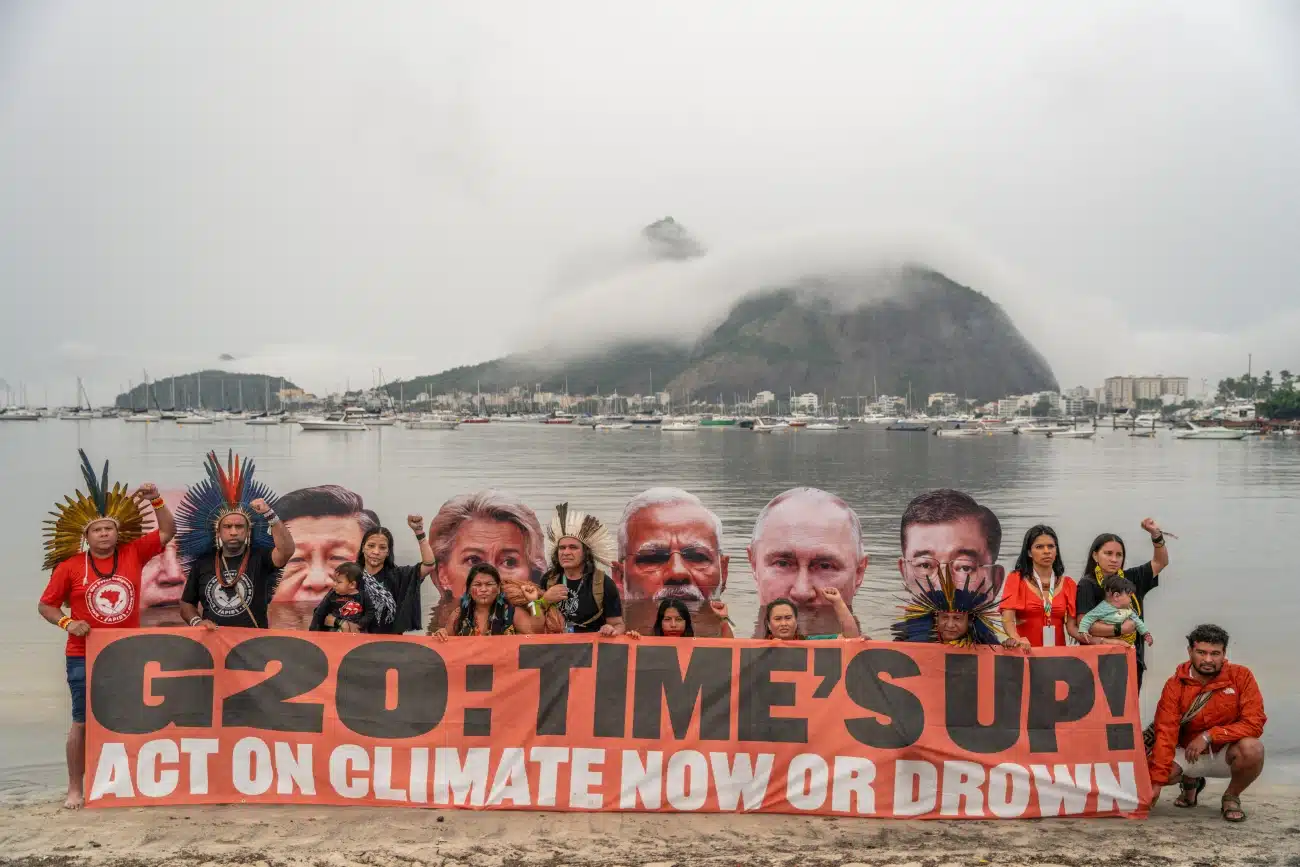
[453,563,513,636]
[653,598,694,637]
[1013,524,1064,578]
[763,597,802,639]
[355,527,396,572]
[1082,533,1125,580]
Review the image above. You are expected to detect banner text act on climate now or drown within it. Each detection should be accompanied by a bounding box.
[85,629,1150,818]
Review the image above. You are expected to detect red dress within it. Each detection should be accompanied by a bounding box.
[1000,570,1077,647]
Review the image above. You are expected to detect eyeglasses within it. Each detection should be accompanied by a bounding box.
[904,557,991,581]
[631,546,718,567]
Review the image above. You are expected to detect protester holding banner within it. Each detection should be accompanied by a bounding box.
[999,524,1087,648]
[891,568,1006,646]
[431,562,545,638]
[763,588,860,640]
[427,490,564,634]
[627,597,735,639]
[541,503,625,635]
[176,451,294,630]
[355,516,437,634]
[1075,518,1171,687]
[1148,625,1266,822]
[36,450,172,809]
[747,487,868,638]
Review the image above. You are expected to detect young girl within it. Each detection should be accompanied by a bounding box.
[310,563,377,633]
[627,598,735,639]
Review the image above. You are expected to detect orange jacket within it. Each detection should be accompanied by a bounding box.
[1148,660,1266,784]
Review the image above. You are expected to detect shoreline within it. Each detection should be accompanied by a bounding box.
[2,784,1297,867]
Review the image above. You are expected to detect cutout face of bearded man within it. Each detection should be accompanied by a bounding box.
[613,488,728,604]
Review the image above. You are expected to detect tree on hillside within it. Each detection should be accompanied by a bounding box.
[1032,397,1053,417]
[1259,389,1300,420]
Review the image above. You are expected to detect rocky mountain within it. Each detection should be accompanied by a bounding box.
[388,223,1058,406]
[115,371,299,411]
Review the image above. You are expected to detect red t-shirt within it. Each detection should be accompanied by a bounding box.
[999,570,1077,648]
[40,530,164,657]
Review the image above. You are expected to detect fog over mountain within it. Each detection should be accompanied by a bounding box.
[2,2,1298,402]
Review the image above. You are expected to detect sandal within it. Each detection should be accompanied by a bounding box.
[1221,794,1246,822]
[1174,777,1205,808]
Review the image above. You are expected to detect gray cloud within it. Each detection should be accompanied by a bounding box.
[1,0,1297,404]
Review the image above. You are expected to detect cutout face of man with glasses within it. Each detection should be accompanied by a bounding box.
[613,488,728,604]
[898,489,1004,596]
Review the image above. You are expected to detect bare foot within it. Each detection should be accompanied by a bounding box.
[63,788,84,810]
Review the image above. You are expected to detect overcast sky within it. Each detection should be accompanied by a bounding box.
[2,0,1298,404]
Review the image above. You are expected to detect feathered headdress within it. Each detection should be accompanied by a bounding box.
[176,450,278,566]
[891,568,1004,646]
[43,450,145,569]
[545,502,617,570]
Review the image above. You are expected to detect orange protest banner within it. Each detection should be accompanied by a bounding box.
[84,629,1150,818]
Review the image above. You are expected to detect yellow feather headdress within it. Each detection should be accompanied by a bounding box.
[43,450,145,570]
[545,502,617,569]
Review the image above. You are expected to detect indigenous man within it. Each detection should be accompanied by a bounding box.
[177,451,295,630]
[747,487,868,638]
[541,503,625,635]
[1148,624,1267,822]
[891,567,1006,646]
[36,450,174,809]
[897,488,1003,596]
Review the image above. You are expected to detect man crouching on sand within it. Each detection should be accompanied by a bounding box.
[1147,624,1266,822]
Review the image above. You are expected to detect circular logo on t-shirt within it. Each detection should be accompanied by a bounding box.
[205,570,253,618]
[337,600,363,619]
[86,576,136,625]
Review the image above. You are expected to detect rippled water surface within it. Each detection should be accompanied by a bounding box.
[3,420,1298,795]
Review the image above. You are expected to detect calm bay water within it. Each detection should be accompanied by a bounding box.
[2,419,1298,796]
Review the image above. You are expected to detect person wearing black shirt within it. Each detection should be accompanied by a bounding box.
[1075,517,1171,686]
[354,516,437,634]
[539,504,626,635]
[310,563,379,633]
[180,498,295,630]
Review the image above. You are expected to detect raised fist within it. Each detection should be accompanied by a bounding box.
[408,514,424,532]
[249,499,271,515]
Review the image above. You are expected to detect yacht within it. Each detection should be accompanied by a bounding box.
[661,420,699,432]
[542,412,576,425]
[299,415,367,431]
[1177,424,1247,441]
[1019,423,1072,435]
[462,416,492,424]
[805,422,839,432]
[175,413,216,425]
[123,412,161,423]
[752,418,790,433]
[935,426,984,437]
[592,422,633,431]
[0,409,41,421]
[245,414,282,426]
[886,419,931,432]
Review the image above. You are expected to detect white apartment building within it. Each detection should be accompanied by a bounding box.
[792,393,820,413]
[927,392,959,414]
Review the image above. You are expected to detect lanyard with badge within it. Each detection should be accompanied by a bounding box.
[1033,570,1058,646]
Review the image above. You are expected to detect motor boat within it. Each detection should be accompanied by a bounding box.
[752,418,790,433]
[934,426,983,437]
[1019,424,1072,435]
[245,415,282,426]
[1176,425,1247,441]
[0,409,41,421]
[363,415,398,426]
[592,422,633,431]
[405,415,459,430]
[886,419,931,432]
[1047,429,1096,439]
[462,416,491,424]
[805,422,839,432]
[123,412,161,423]
[661,421,699,432]
[175,413,216,425]
[299,416,367,431]
[630,416,664,426]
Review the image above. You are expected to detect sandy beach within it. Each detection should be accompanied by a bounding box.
[2,784,1296,867]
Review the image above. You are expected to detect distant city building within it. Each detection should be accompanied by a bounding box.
[997,397,1021,418]
[754,390,775,407]
[792,393,820,413]
[1064,385,1090,400]
[1104,375,1189,409]
[927,392,959,414]
[875,395,904,413]
[1062,396,1086,416]
[657,391,671,407]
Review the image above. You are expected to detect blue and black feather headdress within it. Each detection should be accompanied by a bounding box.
[176,450,278,566]
[891,568,1004,647]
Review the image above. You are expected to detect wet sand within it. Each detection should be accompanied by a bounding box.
[2,784,1297,867]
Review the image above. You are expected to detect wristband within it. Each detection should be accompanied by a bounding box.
[264,510,280,524]
[421,560,436,568]
[150,497,166,509]
[415,532,426,541]
[1151,534,1165,547]
[57,615,72,630]
[189,616,203,627]
[1114,623,1123,637]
